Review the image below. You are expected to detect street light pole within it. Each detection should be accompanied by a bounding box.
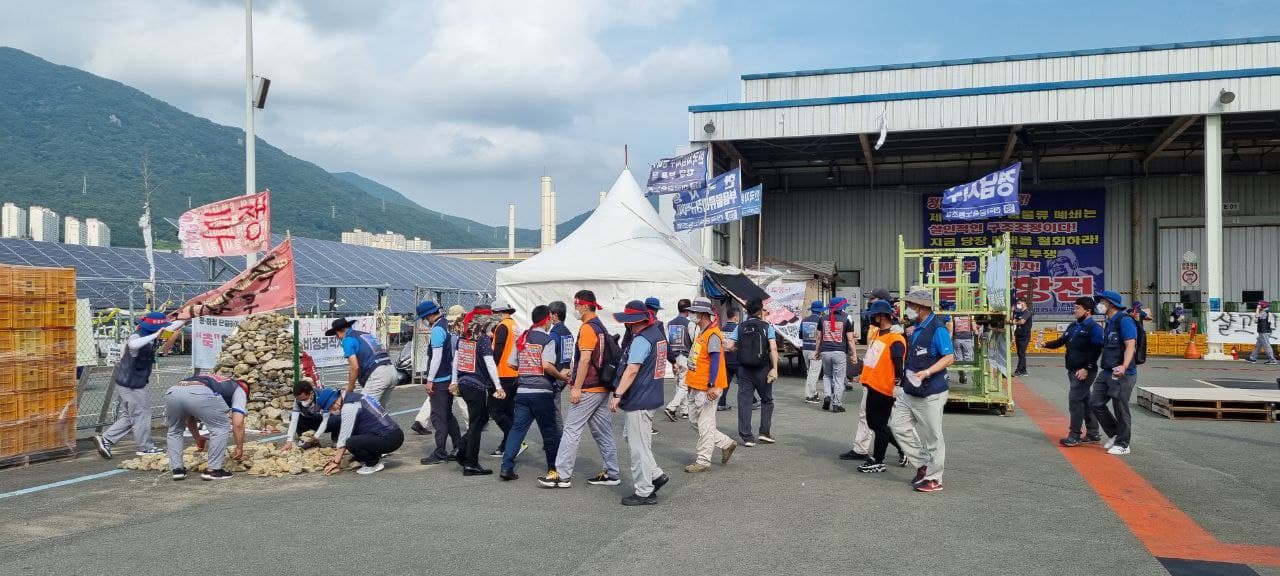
[244,0,258,266]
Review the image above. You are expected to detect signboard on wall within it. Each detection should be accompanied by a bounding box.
[923,189,1105,315]
[1207,311,1279,346]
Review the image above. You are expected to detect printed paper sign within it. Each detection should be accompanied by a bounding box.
[178,191,271,258]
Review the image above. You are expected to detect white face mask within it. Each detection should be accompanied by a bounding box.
[1095,304,1107,314]
[299,398,313,407]
[574,310,585,321]
[904,307,919,321]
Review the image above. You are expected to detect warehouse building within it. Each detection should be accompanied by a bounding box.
[683,35,1280,346]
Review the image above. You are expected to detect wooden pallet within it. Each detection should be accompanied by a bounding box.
[1137,386,1279,422]
[0,446,76,469]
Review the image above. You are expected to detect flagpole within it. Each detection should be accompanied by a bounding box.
[286,229,300,387]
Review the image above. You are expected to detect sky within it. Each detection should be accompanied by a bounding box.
[1,0,1276,226]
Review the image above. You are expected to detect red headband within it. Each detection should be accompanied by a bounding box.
[517,316,551,350]
[575,298,602,310]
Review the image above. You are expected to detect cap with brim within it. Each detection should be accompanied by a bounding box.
[870,288,892,302]
[1261,301,1271,309]
[810,300,826,312]
[904,288,935,308]
[416,300,441,319]
[314,388,340,411]
[137,312,172,334]
[446,304,466,322]
[866,300,895,318]
[491,299,515,313]
[325,318,356,336]
[644,297,663,311]
[613,300,651,324]
[686,299,715,315]
[828,296,848,310]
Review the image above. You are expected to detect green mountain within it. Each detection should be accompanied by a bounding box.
[0,47,590,248]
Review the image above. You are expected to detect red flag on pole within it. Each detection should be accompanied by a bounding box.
[178,191,271,258]
[172,238,296,320]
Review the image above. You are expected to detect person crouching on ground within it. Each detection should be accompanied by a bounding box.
[452,308,503,476]
[890,288,954,493]
[163,372,248,481]
[681,299,737,473]
[610,300,670,506]
[320,389,405,476]
[1043,297,1104,447]
[283,380,341,450]
[500,305,569,481]
[856,300,907,474]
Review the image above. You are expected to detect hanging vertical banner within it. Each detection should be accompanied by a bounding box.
[741,184,763,217]
[647,148,708,195]
[172,238,296,320]
[923,189,1105,315]
[940,163,1022,221]
[178,191,272,258]
[673,167,745,231]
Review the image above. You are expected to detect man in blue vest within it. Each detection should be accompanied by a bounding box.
[500,305,569,481]
[610,300,670,506]
[1043,296,1105,447]
[662,299,695,421]
[800,300,825,404]
[95,312,185,459]
[319,390,405,476]
[890,288,955,493]
[162,372,248,481]
[417,300,464,466]
[326,318,396,405]
[548,300,575,432]
[819,296,857,412]
[1090,291,1139,456]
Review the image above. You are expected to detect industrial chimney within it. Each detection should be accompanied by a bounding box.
[507,203,516,259]
[540,176,554,251]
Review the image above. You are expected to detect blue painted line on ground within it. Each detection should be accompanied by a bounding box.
[0,407,422,500]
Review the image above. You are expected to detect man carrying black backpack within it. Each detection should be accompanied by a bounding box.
[727,298,778,447]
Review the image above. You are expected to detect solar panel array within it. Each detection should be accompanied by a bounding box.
[0,235,498,313]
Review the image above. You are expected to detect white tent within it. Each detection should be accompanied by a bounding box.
[496,168,762,329]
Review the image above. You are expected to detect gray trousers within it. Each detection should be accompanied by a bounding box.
[1066,369,1099,438]
[554,391,619,479]
[1251,333,1276,362]
[103,386,155,450]
[852,387,872,453]
[1090,372,1135,448]
[820,351,847,406]
[891,391,947,481]
[164,386,231,471]
[359,364,399,406]
[622,409,664,497]
[803,352,822,398]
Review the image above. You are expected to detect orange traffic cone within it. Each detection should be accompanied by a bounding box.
[1184,322,1202,360]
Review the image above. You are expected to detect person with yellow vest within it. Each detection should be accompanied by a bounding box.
[857,300,907,474]
[490,300,527,458]
[682,300,737,473]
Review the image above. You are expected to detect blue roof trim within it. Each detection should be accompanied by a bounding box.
[690,67,1280,113]
[741,35,1280,81]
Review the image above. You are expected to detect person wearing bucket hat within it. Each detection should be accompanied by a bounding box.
[609,300,670,506]
[327,316,397,412]
[891,287,954,493]
[418,300,465,466]
[410,304,473,436]
[489,299,523,458]
[817,296,856,413]
[1247,301,1276,364]
[680,300,737,473]
[662,299,696,422]
[162,371,250,480]
[94,311,185,460]
[854,300,908,474]
[800,301,825,404]
[1089,290,1138,456]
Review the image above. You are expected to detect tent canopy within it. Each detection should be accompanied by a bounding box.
[496,168,764,328]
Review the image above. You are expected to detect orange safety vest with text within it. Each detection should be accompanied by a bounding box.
[684,323,727,391]
[496,317,519,378]
[860,330,906,397]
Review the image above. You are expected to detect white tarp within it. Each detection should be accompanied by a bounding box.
[496,169,747,332]
[1207,311,1279,346]
[191,315,376,370]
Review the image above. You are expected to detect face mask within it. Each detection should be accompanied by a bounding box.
[574,310,585,321]
[904,307,919,321]
[299,398,313,407]
[1094,304,1107,314]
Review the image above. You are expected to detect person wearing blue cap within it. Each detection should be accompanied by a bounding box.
[818,296,857,412]
[320,389,405,476]
[1089,290,1139,456]
[94,311,185,460]
[1169,304,1186,334]
[162,371,249,480]
[800,300,825,404]
[416,300,464,466]
[609,300,670,506]
[283,380,342,450]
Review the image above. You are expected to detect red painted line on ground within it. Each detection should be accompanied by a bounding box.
[1013,379,1280,567]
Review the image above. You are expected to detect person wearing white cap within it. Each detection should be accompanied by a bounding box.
[489,299,527,458]
[681,300,736,473]
[889,287,954,493]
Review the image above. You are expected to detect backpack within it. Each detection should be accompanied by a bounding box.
[590,320,623,388]
[1132,318,1147,366]
[736,318,771,369]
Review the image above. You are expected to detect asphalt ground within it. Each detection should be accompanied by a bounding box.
[1,357,1277,576]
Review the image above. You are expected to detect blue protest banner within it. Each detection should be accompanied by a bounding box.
[940,163,1021,221]
[741,184,762,217]
[647,148,708,195]
[673,167,745,231]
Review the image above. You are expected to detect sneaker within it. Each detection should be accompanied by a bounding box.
[93,435,112,460]
[587,471,621,486]
[517,442,529,457]
[831,405,847,413]
[911,466,928,485]
[201,469,233,481]
[663,408,678,422]
[914,479,943,492]
[488,449,503,458]
[171,468,187,481]
[651,428,659,435]
[1267,360,1278,366]
[839,449,868,461]
[537,470,571,488]
[621,493,657,506]
[757,434,775,444]
[1244,358,1257,364]
[410,421,432,435]
[821,397,831,411]
[897,452,909,467]
[499,469,519,481]
[858,460,886,473]
[651,473,670,494]
[721,443,736,464]
[1059,436,1082,447]
[1107,445,1131,455]
[681,412,690,419]
[804,395,820,404]
[716,405,732,412]
[684,462,711,473]
[356,462,385,475]
[135,447,164,456]
[1104,436,1116,450]
[420,456,446,466]
[1082,434,1103,444]
[742,440,756,447]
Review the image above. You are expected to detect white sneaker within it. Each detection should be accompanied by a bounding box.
[1107,445,1130,455]
[1103,436,1116,449]
[356,462,385,475]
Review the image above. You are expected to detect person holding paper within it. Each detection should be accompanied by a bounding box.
[890,288,954,493]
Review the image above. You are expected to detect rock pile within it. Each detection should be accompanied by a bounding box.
[213,312,310,431]
[119,433,360,477]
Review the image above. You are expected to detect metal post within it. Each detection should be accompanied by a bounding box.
[292,317,300,386]
[1204,114,1227,359]
[244,0,258,267]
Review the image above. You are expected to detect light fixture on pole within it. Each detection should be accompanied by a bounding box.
[1218,88,1236,105]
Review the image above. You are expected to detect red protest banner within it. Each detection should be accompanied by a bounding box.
[178,191,271,258]
[172,238,296,320]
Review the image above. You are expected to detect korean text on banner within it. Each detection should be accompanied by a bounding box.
[296,316,377,368]
[178,191,271,258]
[191,315,244,369]
[941,163,1021,221]
[191,315,376,369]
[741,184,762,217]
[673,167,745,231]
[647,148,708,195]
[1207,311,1280,346]
[923,189,1105,315]
[172,238,296,320]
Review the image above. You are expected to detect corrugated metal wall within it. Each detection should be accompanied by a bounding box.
[749,173,1280,314]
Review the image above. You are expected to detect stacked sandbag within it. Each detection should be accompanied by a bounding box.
[212,312,310,431]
